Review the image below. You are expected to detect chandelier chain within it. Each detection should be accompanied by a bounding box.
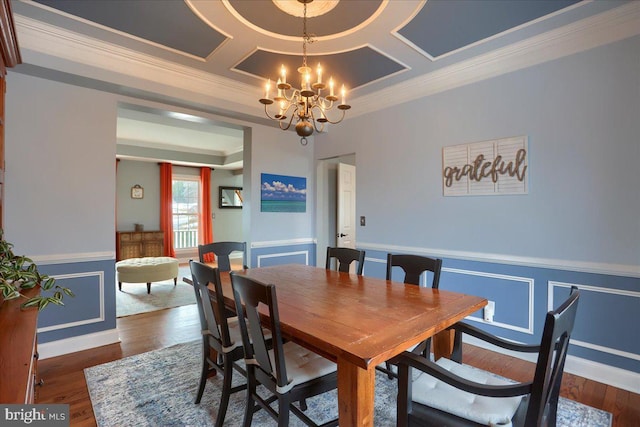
[302,2,315,69]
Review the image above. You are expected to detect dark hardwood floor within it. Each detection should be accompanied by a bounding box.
[37,303,639,426]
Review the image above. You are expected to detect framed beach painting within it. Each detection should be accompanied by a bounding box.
[261,173,307,213]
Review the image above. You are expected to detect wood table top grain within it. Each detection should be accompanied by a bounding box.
[205,264,487,427]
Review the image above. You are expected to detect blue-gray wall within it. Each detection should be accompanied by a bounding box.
[3,72,317,355]
[315,35,640,388]
[3,33,638,391]
[116,159,160,232]
[211,169,243,243]
[5,74,118,348]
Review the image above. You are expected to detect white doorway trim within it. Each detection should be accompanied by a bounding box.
[315,154,356,267]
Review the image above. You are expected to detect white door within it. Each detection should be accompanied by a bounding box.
[337,163,356,250]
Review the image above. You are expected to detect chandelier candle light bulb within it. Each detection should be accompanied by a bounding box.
[258,0,351,145]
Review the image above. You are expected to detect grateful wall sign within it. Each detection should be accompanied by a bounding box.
[442,136,528,196]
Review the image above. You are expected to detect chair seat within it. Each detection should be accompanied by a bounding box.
[269,342,337,391]
[412,358,523,426]
[213,317,271,353]
[207,316,243,353]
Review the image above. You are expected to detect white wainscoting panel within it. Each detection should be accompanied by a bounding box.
[256,250,309,267]
[549,281,640,362]
[443,267,534,334]
[37,271,105,333]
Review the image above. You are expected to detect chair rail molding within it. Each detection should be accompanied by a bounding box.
[357,242,640,278]
[251,238,315,248]
[30,251,116,265]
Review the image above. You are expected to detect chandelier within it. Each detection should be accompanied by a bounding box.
[259,0,351,146]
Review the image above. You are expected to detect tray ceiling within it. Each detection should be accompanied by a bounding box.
[10,0,638,167]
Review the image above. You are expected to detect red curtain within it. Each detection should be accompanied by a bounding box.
[200,167,214,263]
[159,163,175,257]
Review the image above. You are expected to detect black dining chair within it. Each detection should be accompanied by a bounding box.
[198,241,248,272]
[325,246,365,275]
[395,287,580,427]
[378,253,443,379]
[230,272,339,427]
[386,253,442,288]
[189,260,246,427]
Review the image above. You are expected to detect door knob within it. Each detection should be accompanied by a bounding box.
[337,233,347,238]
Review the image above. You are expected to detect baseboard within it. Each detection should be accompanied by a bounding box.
[563,354,640,394]
[463,335,640,394]
[38,328,121,360]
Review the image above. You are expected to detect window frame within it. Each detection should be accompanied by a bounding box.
[171,175,201,251]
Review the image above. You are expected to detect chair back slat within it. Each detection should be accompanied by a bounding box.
[231,273,289,389]
[190,260,235,349]
[326,247,365,275]
[526,287,580,426]
[386,253,442,288]
[198,241,247,272]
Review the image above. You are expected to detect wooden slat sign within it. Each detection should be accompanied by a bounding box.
[442,136,528,196]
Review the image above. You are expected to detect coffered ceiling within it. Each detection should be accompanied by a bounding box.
[9,0,639,167]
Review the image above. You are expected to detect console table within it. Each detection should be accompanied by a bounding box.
[116,231,164,261]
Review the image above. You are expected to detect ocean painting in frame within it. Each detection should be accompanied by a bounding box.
[261,173,307,213]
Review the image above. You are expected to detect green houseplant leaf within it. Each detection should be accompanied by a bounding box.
[0,230,75,310]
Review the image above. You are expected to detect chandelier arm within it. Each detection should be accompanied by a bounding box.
[282,89,301,103]
[283,102,298,117]
[263,104,280,121]
[319,108,346,125]
[278,111,296,131]
[316,97,333,110]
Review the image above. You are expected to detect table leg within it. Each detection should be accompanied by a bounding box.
[337,356,375,427]
[433,329,455,360]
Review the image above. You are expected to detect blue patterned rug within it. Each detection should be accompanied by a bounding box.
[85,341,612,426]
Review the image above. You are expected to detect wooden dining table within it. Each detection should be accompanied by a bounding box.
[195,263,487,427]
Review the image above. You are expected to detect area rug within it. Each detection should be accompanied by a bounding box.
[116,266,195,317]
[85,341,613,427]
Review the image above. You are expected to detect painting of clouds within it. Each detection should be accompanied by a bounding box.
[261,173,307,213]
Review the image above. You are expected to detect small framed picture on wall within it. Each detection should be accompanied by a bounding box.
[131,184,144,199]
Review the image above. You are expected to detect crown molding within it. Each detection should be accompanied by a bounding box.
[14,14,261,112]
[13,2,640,121]
[351,1,640,118]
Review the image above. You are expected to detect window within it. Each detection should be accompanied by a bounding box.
[172,177,199,249]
